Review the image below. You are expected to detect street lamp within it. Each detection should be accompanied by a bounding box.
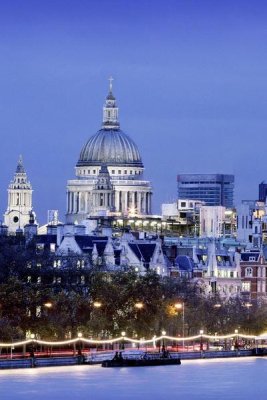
[93,301,102,308]
[234,329,239,350]
[134,302,144,309]
[121,331,126,350]
[44,302,53,308]
[200,330,204,351]
[77,332,83,356]
[162,330,166,352]
[175,302,185,351]
[30,333,35,358]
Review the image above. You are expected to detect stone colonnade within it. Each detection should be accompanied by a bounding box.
[67,189,152,215]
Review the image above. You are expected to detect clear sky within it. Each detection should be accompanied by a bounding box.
[1,0,267,223]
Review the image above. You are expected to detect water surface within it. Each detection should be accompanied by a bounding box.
[0,357,264,400]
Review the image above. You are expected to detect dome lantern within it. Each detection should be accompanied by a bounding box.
[102,77,120,130]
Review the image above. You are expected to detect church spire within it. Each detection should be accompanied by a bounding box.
[109,76,113,93]
[102,77,120,129]
[16,155,25,173]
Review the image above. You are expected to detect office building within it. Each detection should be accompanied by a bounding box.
[177,174,234,207]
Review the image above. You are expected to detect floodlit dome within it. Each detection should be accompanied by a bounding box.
[77,128,143,167]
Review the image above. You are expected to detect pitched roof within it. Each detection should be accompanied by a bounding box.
[240,252,260,262]
[175,255,194,271]
[128,243,156,263]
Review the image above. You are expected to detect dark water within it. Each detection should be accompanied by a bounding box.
[0,357,265,400]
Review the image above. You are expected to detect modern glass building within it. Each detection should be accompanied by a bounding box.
[259,181,267,202]
[177,174,234,207]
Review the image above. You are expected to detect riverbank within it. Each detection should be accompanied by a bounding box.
[0,348,263,370]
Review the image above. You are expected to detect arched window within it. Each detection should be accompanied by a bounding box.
[245,267,253,277]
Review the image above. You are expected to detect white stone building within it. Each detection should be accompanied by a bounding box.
[4,156,37,233]
[66,80,152,224]
[199,206,225,238]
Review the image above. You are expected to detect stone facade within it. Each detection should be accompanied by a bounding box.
[4,156,37,233]
[66,81,152,223]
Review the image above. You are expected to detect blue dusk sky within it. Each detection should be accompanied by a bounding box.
[1,0,267,223]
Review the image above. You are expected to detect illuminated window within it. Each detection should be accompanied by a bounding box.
[242,282,251,292]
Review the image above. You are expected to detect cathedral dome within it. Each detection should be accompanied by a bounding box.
[77,79,143,168]
[77,128,143,167]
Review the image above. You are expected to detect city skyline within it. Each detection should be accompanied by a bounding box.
[1,1,267,223]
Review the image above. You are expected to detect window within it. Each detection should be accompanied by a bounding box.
[36,244,44,253]
[50,243,56,252]
[124,170,127,174]
[118,170,121,174]
[242,282,251,292]
[181,202,186,208]
[245,267,253,277]
[130,170,132,175]
[93,170,96,174]
[112,170,115,174]
[249,256,256,262]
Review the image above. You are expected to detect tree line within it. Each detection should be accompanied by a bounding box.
[0,235,266,341]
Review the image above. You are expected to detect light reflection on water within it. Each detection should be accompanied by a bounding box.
[0,357,266,400]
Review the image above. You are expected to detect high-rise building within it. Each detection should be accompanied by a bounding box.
[66,79,152,224]
[177,174,234,207]
[259,181,267,202]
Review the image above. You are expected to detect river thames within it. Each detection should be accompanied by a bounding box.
[0,357,265,400]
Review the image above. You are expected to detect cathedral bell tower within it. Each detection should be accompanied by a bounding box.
[4,156,37,233]
[91,164,115,215]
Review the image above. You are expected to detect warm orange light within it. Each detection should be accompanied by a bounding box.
[93,301,102,308]
[44,302,53,308]
[174,303,183,310]
[135,302,144,309]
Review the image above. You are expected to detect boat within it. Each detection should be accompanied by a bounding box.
[101,353,181,368]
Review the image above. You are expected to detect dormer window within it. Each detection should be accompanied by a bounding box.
[249,256,256,262]
[245,267,253,277]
